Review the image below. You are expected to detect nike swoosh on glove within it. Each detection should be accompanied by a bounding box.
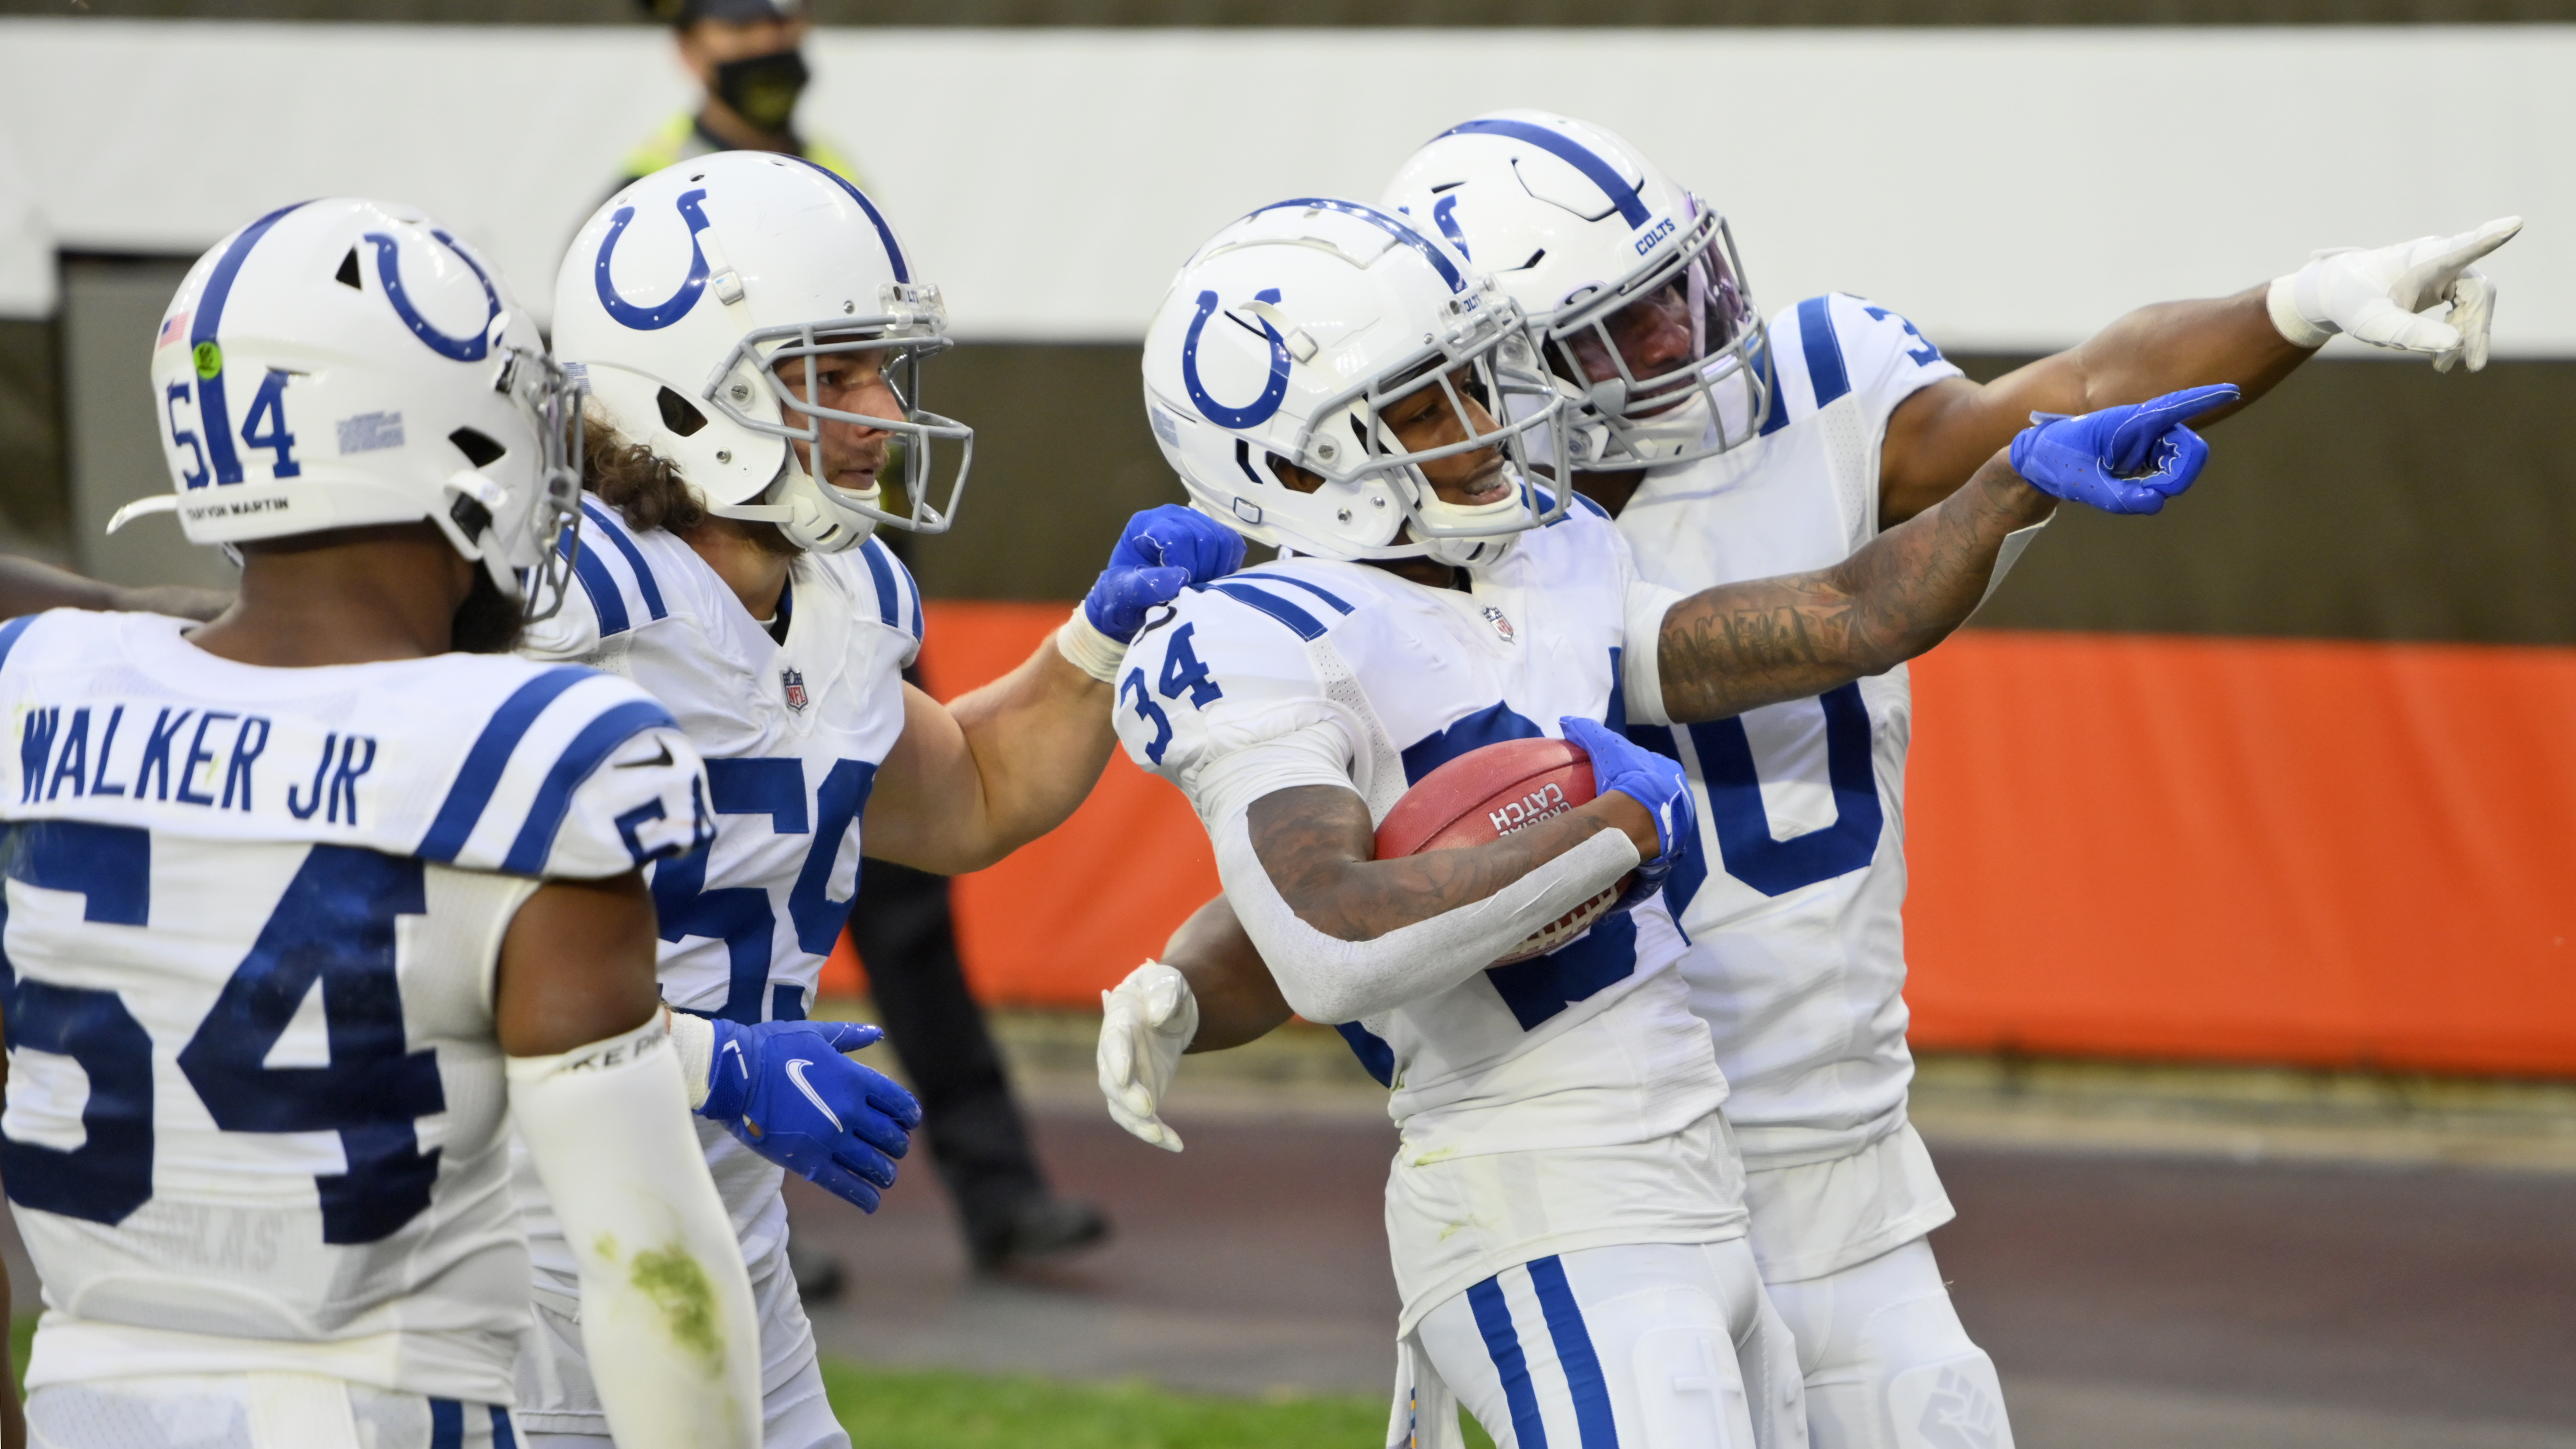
[702,1019,923,1213]
[2271,217,2523,373]
[1558,715,1697,914]
[2008,384,2241,516]
[1083,504,1248,643]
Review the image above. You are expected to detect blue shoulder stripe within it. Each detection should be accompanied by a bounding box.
[559,522,630,637]
[1570,491,1611,520]
[857,537,903,630]
[1232,572,1354,615]
[418,666,598,862]
[0,615,37,675]
[1797,295,1851,408]
[580,500,667,622]
[898,552,926,643]
[502,698,680,875]
[502,700,680,880]
[1206,581,1326,641]
[1756,334,1792,438]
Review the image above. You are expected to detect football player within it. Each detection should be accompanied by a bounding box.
[517,150,1243,1449]
[1100,196,2228,1449]
[1103,114,2522,1449]
[1,200,761,1448]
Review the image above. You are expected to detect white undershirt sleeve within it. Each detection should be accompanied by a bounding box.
[1622,579,1686,728]
[1214,803,1641,1024]
[1182,723,1358,830]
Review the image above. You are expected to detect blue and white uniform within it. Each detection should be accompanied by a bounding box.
[0,608,708,1448]
[1620,294,2017,1447]
[510,499,923,1448]
[1118,502,1799,1449]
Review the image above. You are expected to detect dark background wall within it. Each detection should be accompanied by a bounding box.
[8,0,2576,21]
[4,313,2567,643]
[904,348,2576,645]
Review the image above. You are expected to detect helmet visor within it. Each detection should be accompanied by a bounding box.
[704,301,976,535]
[1545,205,1771,468]
[1295,303,1570,545]
[503,345,584,624]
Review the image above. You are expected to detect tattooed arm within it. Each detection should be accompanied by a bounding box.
[1657,449,2054,723]
[1247,783,1654,943]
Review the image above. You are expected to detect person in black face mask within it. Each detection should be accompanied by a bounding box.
[611,0,1117,1287]
[616,0,860,191]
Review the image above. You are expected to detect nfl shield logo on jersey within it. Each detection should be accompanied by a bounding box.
[1481,605,1516,644]
[781,667,809,712]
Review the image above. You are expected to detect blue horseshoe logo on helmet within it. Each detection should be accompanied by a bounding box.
[366,228,502,362]
[1431,195,1471,260]
[1180,288,1293,429]
[593,188,714,331]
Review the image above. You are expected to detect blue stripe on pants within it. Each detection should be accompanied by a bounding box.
[1469,1274,1550,1448]
[1527,1255,1620,1447]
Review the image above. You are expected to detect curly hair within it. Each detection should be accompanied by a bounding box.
[582,414,705,536]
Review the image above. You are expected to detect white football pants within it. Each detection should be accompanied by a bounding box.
[1413,1240,1806,1448]
[1762,1237,2015,1449]
[26,1373,520,1449]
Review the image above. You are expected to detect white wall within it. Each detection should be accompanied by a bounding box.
[3,19,2568,352]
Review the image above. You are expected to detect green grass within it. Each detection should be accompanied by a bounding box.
[13,1315,1495,1446]
[818,1360,1408,1448]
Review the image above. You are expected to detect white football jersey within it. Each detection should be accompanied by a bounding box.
[515,498,920,1248]
[0,608,710,1404]
[1116,501,1729,1162]
[1616,293,1963,1170]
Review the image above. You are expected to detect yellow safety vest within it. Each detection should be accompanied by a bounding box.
[615,110,864,189]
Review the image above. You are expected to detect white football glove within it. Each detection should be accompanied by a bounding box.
[1098,960,1198,1153]
[2267,217,2522,373]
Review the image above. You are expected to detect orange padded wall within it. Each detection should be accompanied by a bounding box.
[1903,630,2576,1076]
[830,605,2576,1078]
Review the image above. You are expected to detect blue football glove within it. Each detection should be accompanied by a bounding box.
[1083,504,1246,643]
[1558,716,1697,911]
[2007,384,2241,516]
[701,1019,922,1213]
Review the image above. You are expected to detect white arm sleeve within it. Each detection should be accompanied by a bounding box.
[1622,578,1685,728]
[507,1015,761,1449]
[1214,802,1641,1024]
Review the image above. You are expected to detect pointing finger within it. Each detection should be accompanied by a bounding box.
[814,1021,884,1054]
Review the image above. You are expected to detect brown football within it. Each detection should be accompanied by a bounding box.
[1373,736,1632,965]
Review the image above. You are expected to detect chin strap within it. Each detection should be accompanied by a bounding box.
[104,494,179,534]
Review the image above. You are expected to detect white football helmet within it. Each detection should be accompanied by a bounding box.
[1141,198,1568,569]
[116,198,582,617]
[553,151,971,555]
[1382,110,1770,470]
